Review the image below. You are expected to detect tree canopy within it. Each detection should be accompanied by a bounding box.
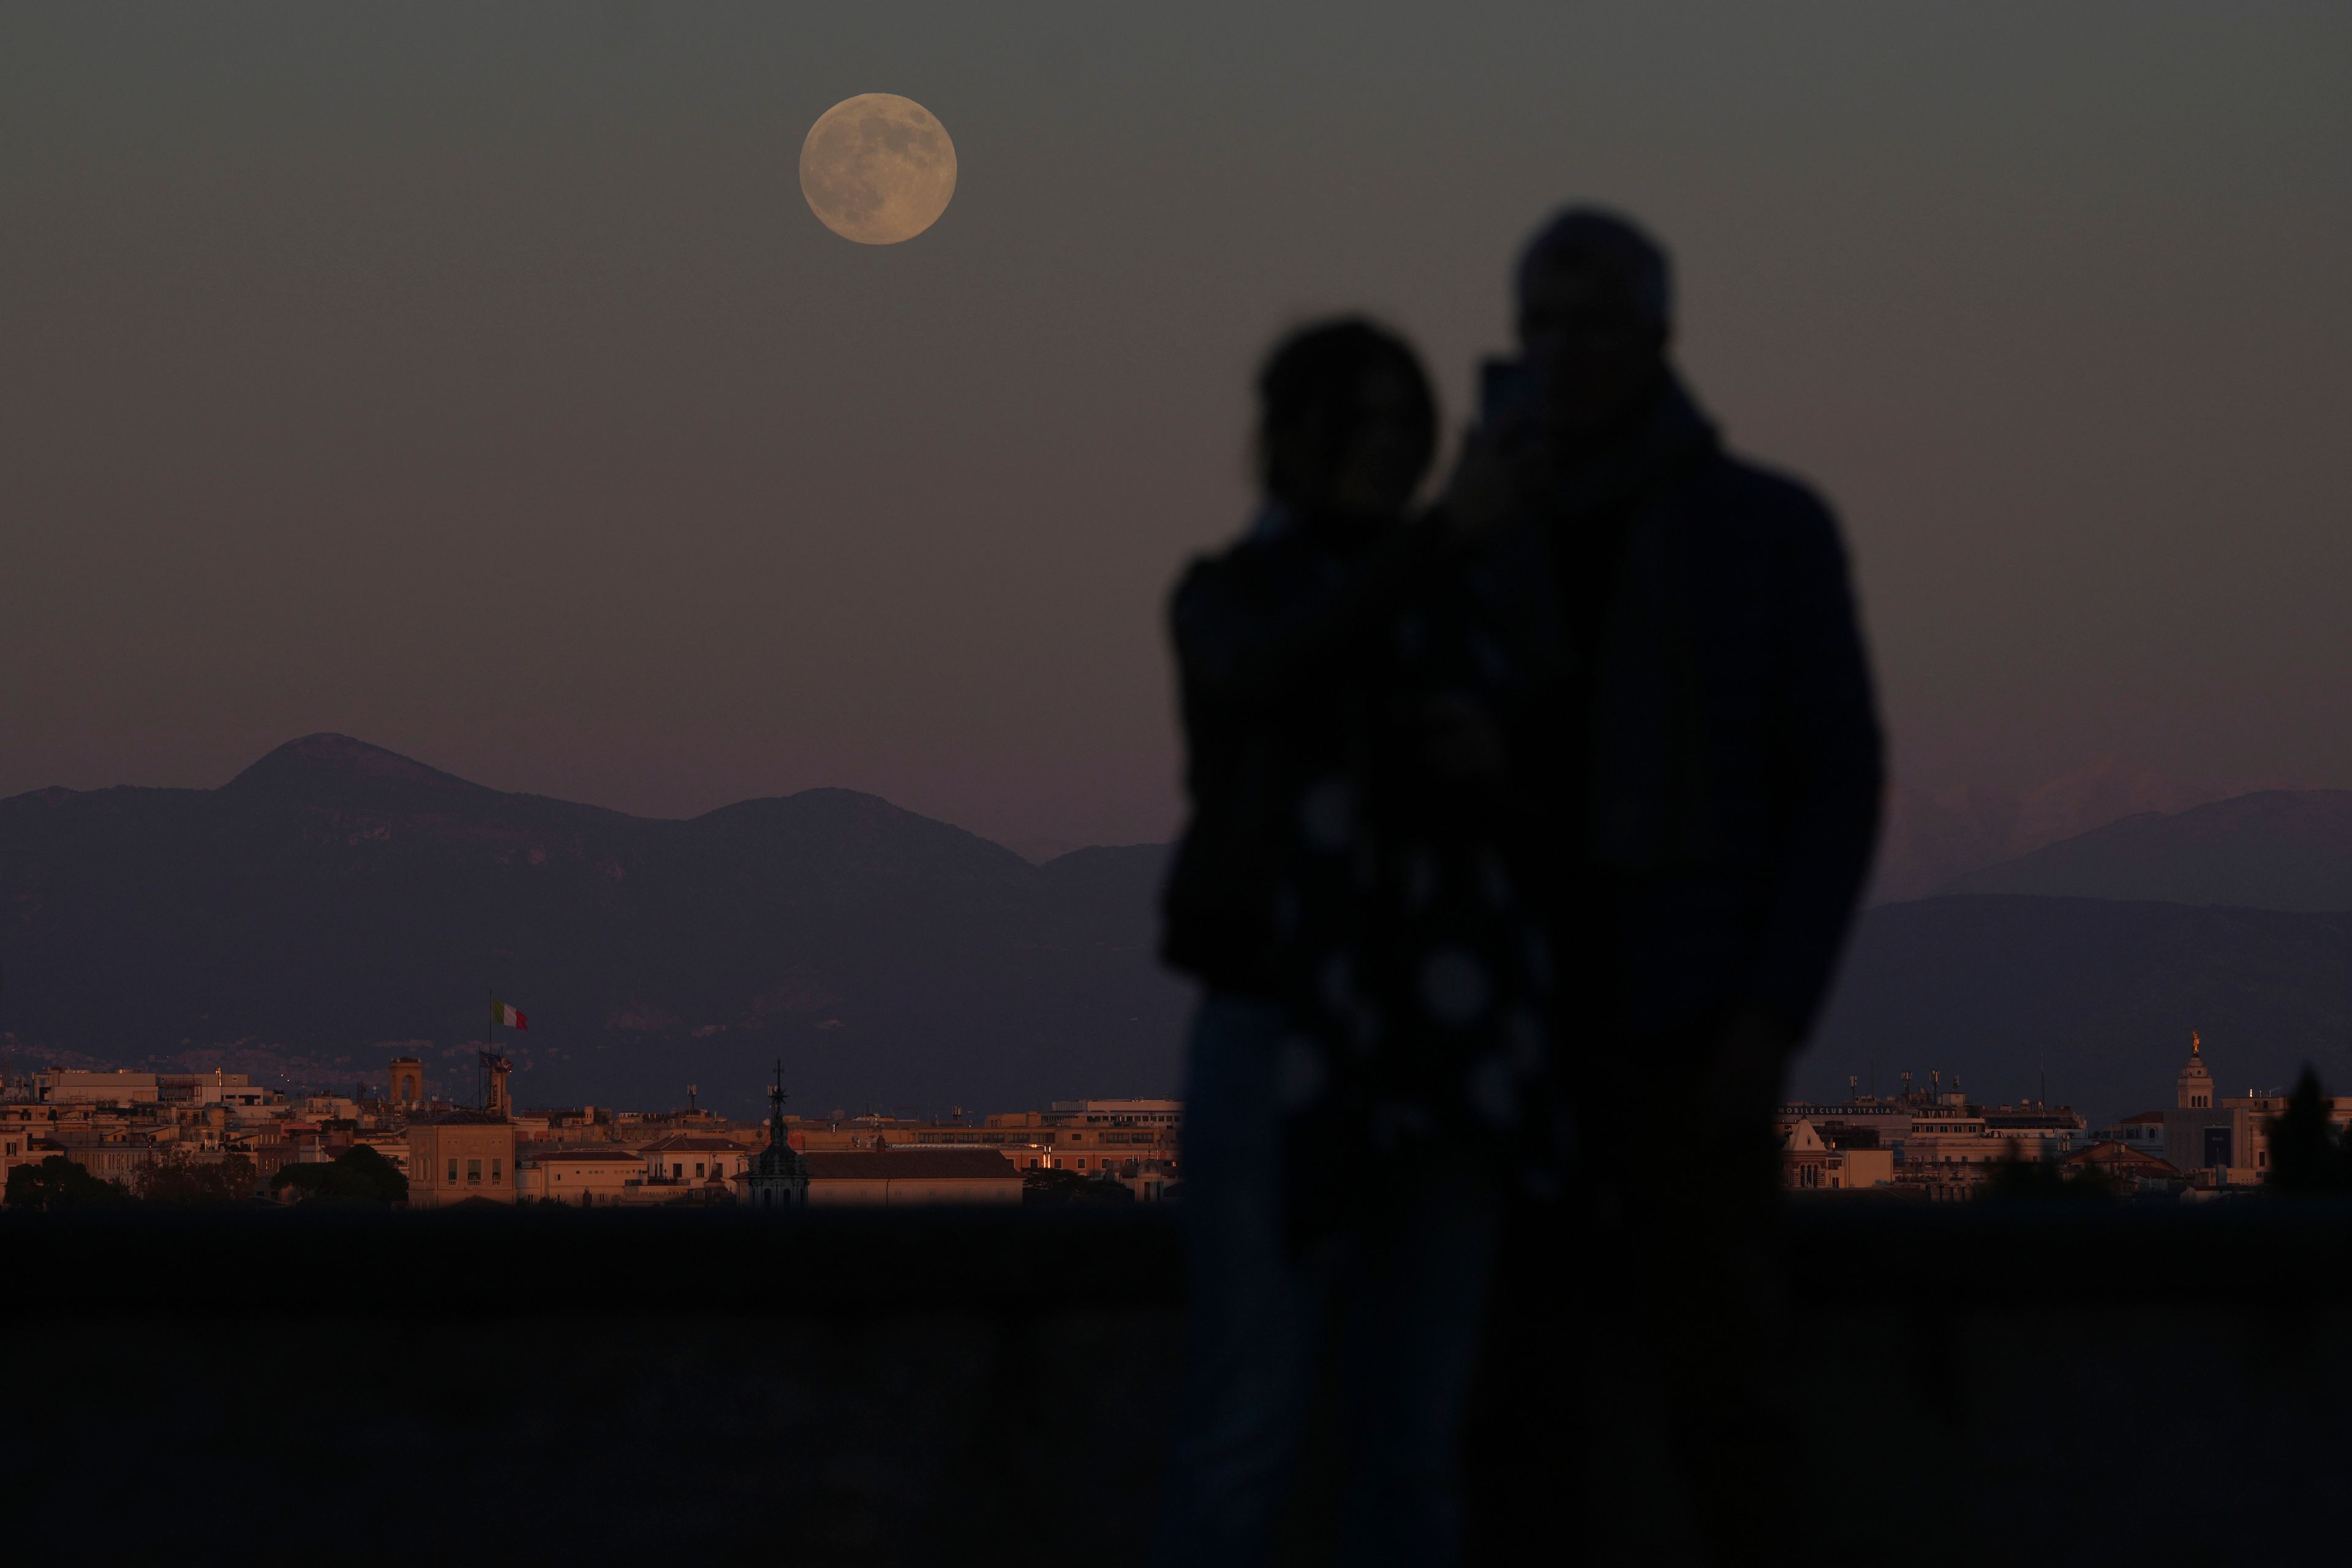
[2266,1068,2352,1194]
[6,1155,128,1211]
[1022,1166,1136,1205]
[1978,1153,2113,1202]
[272,1144,409,1204]
[137,1149,258,1205]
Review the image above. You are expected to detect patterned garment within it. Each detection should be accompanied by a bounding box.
[1272,546,1574,1245]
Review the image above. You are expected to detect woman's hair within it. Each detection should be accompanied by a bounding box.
[1254,317,1438,506]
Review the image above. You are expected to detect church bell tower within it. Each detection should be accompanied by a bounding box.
[2176,1031,2215,1110]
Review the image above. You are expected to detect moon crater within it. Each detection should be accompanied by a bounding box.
[799,94,957,246]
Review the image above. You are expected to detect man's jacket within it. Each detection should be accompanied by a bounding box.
[1529,376,1884,1039]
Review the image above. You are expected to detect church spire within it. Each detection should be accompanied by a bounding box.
[747,1058,810,1211]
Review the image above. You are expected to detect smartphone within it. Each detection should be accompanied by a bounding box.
[1478,355,1544,429]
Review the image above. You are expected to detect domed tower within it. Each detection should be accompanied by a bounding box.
[2176,1031,2215,1110]
[745,1059,809,1212]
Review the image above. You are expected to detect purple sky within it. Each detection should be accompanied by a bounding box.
[4,4,2349,854]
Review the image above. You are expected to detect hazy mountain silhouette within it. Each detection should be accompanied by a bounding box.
[1801,894,2352,1121]
[1837,779,2352,1118]
[16,736,2352,1127]
[1868,761,2255,903]
[1936,790,2352,911]
[0,735,1189,1117]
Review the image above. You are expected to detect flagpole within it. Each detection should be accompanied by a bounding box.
[485,987,494,1112]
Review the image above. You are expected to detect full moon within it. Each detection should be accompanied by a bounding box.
[799,94,957,246]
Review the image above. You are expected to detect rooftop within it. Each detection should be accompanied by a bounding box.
[802,1150,1019,1181]
[2068,1140,2182,1175]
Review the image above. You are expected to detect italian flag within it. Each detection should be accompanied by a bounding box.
[491,997,528,1030]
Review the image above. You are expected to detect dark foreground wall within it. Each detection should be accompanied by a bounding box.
[4,1204,2350,1564]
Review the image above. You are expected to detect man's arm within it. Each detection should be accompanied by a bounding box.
[1740,492,1885,1042]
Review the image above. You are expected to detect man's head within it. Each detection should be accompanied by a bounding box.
[1515,208,1672,439]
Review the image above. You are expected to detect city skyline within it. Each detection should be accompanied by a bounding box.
[4,1030,2313,1212]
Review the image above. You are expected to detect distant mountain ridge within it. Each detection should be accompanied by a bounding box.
[15,735,2352,1129]
[1937,790,2352,911]
[1868,761,2272,903]
[1826,783,2352,1116]
[0,734,1188,1117]
[1803,894,2352,1122]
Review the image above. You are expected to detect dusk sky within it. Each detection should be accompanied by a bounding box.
[4,4,2348,854]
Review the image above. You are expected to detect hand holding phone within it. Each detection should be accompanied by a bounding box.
[1478,355,1544,432]
[1444,356,1544,538]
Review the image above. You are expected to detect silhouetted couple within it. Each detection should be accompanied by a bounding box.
[1154,209,1882,1566]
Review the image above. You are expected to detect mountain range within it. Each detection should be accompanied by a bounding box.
[1936,790,2352,910]
[8,735,2352,1125]
[1806,780,2352,1119]
[0,734,1185,1118]
[1866,760,2278,903]
[1797,895,2352,1121]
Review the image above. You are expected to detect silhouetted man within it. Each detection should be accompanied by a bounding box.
[1460,209,1882,1563]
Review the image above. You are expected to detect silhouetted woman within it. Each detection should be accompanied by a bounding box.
[1156,320,1568,1568]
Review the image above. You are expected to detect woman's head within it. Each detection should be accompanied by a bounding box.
[1256,318,1438,526]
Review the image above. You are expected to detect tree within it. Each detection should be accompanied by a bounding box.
[5,1155,128,1210]
[137,1149,258,1205]
[272,1144,408,1204]
[1979,1153,2113,1202]
[1022,1166,1136,1205]
[2265,1067,2352,1194]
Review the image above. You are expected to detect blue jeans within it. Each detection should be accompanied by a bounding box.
[1155,993,1502,1568]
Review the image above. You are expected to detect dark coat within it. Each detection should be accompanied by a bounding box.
[1163,505,1574,1239]
[1159,510,1438,997]
[1547,380,1884,1039]
[1161,373,1882,1049]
